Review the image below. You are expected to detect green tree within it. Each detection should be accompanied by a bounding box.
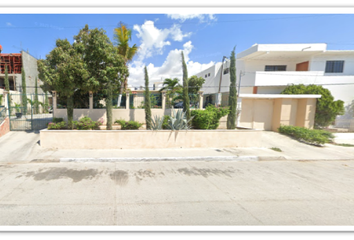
[34,77,39,114]
[74,25,127,130]
[21,67,27,115]
[281,84,345,128]
[181,51,190,120]
[38,38,90,129]
[227,47,237,129]
[159,78,182,107]
[4,64,9,92]
[188,75,205,108]
[44,91,49,113]
[114,23,138,106]
[144,66,152,130]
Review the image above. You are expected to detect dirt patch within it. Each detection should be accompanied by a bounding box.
[110,170,129,186]
[23,168,99,182]
[177,167,235,178]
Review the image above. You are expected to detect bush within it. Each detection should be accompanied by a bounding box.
[115,119,142,130]
[74,116,102,130]
[48,121,67,130]
[162,115,170,129]
[191,104,230,129]
[281,84,344,128]
[278,125,334,146]
[52,117,64,123]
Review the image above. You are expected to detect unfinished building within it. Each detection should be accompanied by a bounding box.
[0,50,43,94]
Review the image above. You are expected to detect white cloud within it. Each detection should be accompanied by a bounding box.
[127,41,215,88]
[167,14,216,23]
[133,21,192,61]
[6,22,12,26]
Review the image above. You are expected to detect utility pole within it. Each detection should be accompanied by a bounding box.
[237,70,242,97]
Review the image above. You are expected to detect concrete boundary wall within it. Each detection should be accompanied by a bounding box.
[40,129,267,149]
[0,117,9,138]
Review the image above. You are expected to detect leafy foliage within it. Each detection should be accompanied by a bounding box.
[73,116,103,130]
[162,115,170,129]
[48,121,67,130]
[227,47,237,129]
[4,64,9,91]
[144,66,152,129]
[278,125,335,146]
[191,104,230,129]
[115,119,143,130]
[281,84,344,128]
[21,67,27,115]
[150,115,164,130]
[188,75,205,95]
[52,117,64,123]
[167,109,193,130]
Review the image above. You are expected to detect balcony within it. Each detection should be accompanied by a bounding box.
[242,71,354,87]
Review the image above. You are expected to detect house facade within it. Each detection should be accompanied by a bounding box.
[197,43,354,127]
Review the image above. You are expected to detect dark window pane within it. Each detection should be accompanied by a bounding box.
[325,61,344,73]
[265,65,286,71]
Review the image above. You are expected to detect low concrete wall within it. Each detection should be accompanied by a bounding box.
[40,129,267,149]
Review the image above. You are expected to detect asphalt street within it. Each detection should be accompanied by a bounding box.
[1,159,354,225]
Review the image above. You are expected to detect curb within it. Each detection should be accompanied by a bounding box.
[59,156,261,162]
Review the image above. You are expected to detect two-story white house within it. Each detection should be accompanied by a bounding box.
[197,43,354,127]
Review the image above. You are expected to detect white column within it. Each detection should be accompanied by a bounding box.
[126,93,130,109]
[198,91,203,109]
[89,91,93,110]
[52,91,57,116]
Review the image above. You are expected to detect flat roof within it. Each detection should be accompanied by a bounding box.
[239,94,321,99]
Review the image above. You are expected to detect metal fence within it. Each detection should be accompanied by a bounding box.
[8,93,53,131]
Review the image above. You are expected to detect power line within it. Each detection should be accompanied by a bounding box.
[0,14,342,30]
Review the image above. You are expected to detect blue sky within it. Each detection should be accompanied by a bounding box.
[1,13,354,87]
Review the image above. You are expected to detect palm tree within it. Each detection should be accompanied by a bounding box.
[159,78,182,107]
[114,22,138,107]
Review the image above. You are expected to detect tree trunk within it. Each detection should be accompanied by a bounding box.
[106,83,113,130]
[67,95,74,129]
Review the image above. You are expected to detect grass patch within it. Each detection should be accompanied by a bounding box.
[270,147,282,152]
[335,143,354,147]
[278,125,334,146]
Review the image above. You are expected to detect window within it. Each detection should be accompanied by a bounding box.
[223,68,229,75]
[264,65,287,71]
[208,73,210,77]
[205,74,207,78]
[325,61,344,73]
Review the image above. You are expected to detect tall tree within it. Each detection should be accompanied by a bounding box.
[114,23,138,107]
[181,51,190,120]
[34,77,39,114]
[227,47,237,129]
[38,38,90,129]
[4,65,9,92]
[144,66,152,130]
[21,67,27,115]
[74,25,128,130]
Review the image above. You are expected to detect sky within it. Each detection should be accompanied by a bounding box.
[1,13,354,87]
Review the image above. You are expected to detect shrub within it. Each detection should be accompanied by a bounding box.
[74,116,102,130]
[167,109,193,130]
[281,84,344,128]
[191,104,230,129]
[278,125,334,146]
[52,117,64,123]
[115,119,142,130]
[150,115,164,130]
[48,121,67,130]
[162,115,170,129]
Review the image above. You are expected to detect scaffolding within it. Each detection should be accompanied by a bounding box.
[0,53,22,74]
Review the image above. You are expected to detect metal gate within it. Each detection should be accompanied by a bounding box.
[8,93,53,131]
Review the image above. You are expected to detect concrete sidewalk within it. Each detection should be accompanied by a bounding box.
[1,131,354,163]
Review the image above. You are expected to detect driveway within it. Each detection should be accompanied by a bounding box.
[1,160,354,225]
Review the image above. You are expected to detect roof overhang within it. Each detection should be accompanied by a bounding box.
[239,94,321,99]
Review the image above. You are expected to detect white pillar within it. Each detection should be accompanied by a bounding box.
[3,91,9,116]
[89,91,93,110]
[199,91,203,109]
[126,93,130,109]
[162,91,166,111]
[52,91,57,116]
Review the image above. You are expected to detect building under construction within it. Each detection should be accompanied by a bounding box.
[0,49,43,94]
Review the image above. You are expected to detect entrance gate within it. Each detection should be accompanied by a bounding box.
[8,93,53,131]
